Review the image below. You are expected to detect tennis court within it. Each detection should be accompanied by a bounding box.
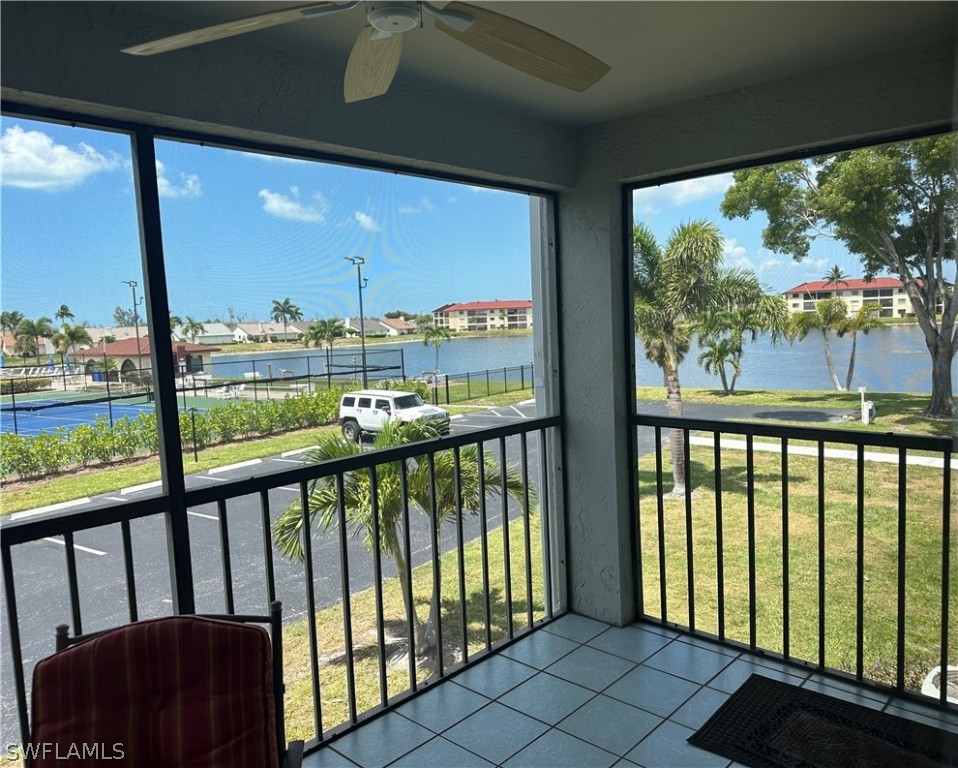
[0,395,157,436]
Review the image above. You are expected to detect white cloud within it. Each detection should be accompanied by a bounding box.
[259,186,329,223]
[156,160,201,199]
[398,197,435,215]
[354,211,380,231]
[723,238,752,269]
[0,125,119,191]
[633,172,734,215]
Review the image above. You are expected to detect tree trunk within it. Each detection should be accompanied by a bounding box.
[665,365,686,496]
[388,526,423,653]
[718,364,730,395]
[923,337,957,419]
[843,331,859,392]
[729,369,739,393]
[819,328,843,390]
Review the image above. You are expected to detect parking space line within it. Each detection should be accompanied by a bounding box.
[269,458,303,464]
[281,446,318,457]
[209,459,262,474]
[187,511,219,521]
[121,481,162,495]
[12,497,91,520]
[278,486,300,493]
[195,475,229,482]
[42,537,107,557]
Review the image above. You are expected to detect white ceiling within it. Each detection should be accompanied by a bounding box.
[128,1,956,128]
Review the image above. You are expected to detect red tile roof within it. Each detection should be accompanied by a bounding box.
[435,300,532,312]
[73,338,220,358]
[783,277,904,294]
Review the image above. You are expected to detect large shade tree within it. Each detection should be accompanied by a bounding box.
[721,134,957,418]
[633,220,785,495]
[273,420,531,660]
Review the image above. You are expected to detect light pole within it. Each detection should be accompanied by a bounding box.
[345,256,369,387]
[123,279,143,374]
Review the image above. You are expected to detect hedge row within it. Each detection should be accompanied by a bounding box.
[1,377,53,395]
[0,389,342,480]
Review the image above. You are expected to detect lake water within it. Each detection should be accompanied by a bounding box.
[213,325,945,394]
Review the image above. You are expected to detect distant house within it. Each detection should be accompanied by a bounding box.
[344,317,389,338]
[379,317,416,336]
[782,277,946,318]
[231,325,251,343]
[433,300,533,331]
[236,321,302,342]
[73,337,220,378]
[172,322,235,345]
[83,326,140,348]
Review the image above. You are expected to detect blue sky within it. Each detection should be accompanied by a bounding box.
[1,117,533,326]
[1,115,918,328]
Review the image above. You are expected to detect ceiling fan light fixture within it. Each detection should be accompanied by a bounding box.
[367,4,421,34]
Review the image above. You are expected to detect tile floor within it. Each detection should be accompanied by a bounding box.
[303,614,958,767]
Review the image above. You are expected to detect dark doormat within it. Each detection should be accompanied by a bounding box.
[688,674,958,768]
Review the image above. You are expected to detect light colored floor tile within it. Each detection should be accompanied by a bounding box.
[543,613,611,643]
[443,702,550,765]
[499,671,597,724]
[303,746,361,767]
[502,630,580,669]
[503,729,619,768]
[626,721,731,768]
[707,658,807,695]
[452,654,537,699]
[801,676,887,711]
[396,681,490,733]
[387,736,494,767]
[587,625,673,664]
[557,694,663,756]
[330,712,433,768]
[674,634,740,658]
[546,645,636,691]
[643,639,734,684]
[604,665,700,717]
[669,686,730,730]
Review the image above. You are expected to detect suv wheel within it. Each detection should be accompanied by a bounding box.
[342,419,361,442]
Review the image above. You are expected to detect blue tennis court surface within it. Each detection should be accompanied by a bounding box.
[0,398,157,436]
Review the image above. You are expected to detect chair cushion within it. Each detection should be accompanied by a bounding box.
[30,615,278,768]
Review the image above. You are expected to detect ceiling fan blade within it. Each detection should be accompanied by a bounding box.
[433,2,610,92]
[344,27,403,103]
[121,2,340,56]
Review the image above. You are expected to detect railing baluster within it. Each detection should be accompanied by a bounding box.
[299,480,323,740]
[781,437,789,659]
[655,426,667,623]
[454,447,469,663]
[818,439,826,669]
[896,447,906,693]
[477,440,492,650]
[63,531,82,635]
[427,453,444,677]
[500,437,514,639]
[120,519,138,622]
[746,435,756,650]
[940,450,952,707]
[520,432,534,628]
[539,428,553,619]
[856,444,865,680]
[713,432,724,641]
[217,499,234,614]
[369,465,389,704]
[399,460,418,690]
[684,428,695,631]
[2,546,30,749]
[336,473,358,724]
[259,490,276,606]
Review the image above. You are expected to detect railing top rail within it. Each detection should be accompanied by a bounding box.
[632,413,953,453]
[1,415,559,543]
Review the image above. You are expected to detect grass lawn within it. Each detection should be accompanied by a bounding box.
[638,444,957,692]
[280,511,545,742]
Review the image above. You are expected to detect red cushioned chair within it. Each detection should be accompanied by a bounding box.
[30,601,304,768]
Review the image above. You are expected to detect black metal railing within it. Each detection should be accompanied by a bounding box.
[1,416,560,752]
[428,363,534,406]
[632,413,955,711]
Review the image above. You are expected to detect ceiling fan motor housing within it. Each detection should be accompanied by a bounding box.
[367,2,421,33]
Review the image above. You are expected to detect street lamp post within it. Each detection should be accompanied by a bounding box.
[345,257,369,387]
[123,279,143,374]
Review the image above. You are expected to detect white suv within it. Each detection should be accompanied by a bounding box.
[338,389,451,441]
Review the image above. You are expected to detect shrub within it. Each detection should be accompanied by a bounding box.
[1,377,52,395]
[0,432,42,478]
[375,378,429,400]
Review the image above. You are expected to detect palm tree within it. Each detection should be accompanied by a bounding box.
[304,318,345,350]
[53,322,93,354]
[697,335,739,394]
[271,298,303,343]
[181,316,206,343]
[273,420,531,659]
[789,298,848,390]
[54,304,74,328]
[694,305,786,395]
[14,316,54,364]
[633,221,781,495]
[169,313,184,337]
[836,303,882,390]
[822,265,850,288]
[1,311,24,354]
[422,324,452,373]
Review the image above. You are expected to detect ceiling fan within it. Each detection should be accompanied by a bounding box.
[122,1,610,103]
